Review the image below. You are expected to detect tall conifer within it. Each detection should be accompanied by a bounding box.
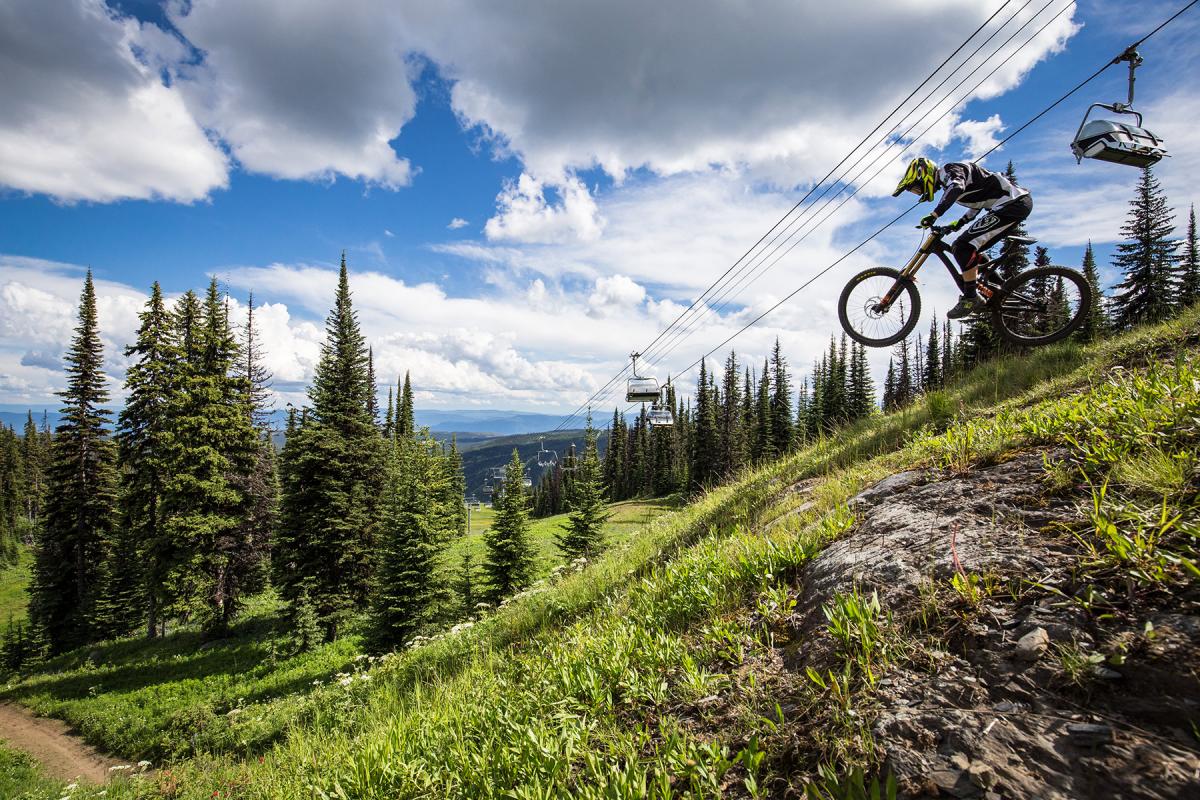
[275,256,385,639]
[31,272,118,653]
[1180,205,1199,309]
[1110,166,1179,329]
[483,449,534,601]
[112,283,175,637]
[556,414,609,559]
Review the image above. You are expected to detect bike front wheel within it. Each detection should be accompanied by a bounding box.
[991,265,1092,346]
[838,267,921,347]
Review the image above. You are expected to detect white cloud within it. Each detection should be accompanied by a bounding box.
[3,1,1077,208]
[406,0,1076,187]
[384,229,395,237]
[0,0,228,202]
[484,173,605,244]
[587,275,646,318]
[448,218,469,230]
[169,0,415,188]
[954,115,1005,159]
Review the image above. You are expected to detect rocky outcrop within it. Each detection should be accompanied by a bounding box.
[786,451,1200,800]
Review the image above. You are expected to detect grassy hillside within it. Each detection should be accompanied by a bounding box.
[0,546,32,625]
[0,501,677,764]
[6,309,1199,798]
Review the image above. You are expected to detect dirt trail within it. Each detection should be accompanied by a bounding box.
[0,702,122,784]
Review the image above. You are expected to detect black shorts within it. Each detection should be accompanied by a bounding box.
[955,194,1032,252]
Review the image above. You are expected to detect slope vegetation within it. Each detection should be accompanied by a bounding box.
[7,310,1200,799]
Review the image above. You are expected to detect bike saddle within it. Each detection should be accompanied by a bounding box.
[1005,234,1037,245]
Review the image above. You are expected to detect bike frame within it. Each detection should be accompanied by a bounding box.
[880,230,1003,309]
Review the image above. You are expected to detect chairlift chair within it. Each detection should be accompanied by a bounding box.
[1071,47,1167,168]
[536,436,558,468]
[648,405,674,427]
[625,352,661,403]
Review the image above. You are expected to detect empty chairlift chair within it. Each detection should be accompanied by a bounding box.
[647,405,674,427]
[1071,47,1167,168]
[625,352,661,403]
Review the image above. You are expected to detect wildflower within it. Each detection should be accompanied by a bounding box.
[108,765,132,772]
[137,760,152,769]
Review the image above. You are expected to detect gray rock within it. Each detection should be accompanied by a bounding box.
[850,470,925,506]
[968,761,996,789]
[1014,627,1050,662]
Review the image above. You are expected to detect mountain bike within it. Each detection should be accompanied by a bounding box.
[837,226,1092,348]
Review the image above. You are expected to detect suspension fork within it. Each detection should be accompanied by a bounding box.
[879,236,936,309]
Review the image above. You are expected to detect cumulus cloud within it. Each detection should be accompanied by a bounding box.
[405,0,1076,187]
[484,173,605,244]
[4,1,1076,207]
[954,115,1005,160]
[448,218,469,230]
[169,0,415,187]
[0,0,228,202]
[587,275,646,318]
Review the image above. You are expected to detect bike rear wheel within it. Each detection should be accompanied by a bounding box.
[991,265,1092,346]
[838,267,921,347]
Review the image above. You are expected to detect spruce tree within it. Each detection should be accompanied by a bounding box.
[275,256,385,639]
[923,316,942,391]
[717,351,743,478]
[0,428,22,563]
[366,348,379,426]
[1110,166,1179,329]
[847,342,876,421]
[1180,205,1199,309]
[882,358,896,411]
[454,549,480,617]
[556,413,609,559]
[383,387,395,441]
[396,372,415,440]
[483,449,534,602]
[370,432,445,647]
[754,359,773,460]
[691,360,719,491]
[1076,243,1108,342]
[115,282,174,637]
[769,339,794,453]
[21,411,46,525]
[159,281,263,634]
[30,272,118,653]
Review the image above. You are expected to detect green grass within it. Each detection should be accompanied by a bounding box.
[0,500,679,765]
[0,546,32,625]
[0,744,62,800]
[448,498,679,581]
[5,308,1199,798]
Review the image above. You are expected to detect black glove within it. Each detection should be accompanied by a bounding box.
[918,213,939,229]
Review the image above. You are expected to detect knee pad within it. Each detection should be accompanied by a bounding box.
[951,239,976,270]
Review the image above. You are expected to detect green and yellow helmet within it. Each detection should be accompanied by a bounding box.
[892,157,938,202]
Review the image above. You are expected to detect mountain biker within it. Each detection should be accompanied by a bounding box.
[892,157,1032,319]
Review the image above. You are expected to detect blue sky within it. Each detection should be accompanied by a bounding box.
[1,0,1197,418]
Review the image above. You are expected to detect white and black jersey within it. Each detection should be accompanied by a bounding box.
[933,162,1029,222]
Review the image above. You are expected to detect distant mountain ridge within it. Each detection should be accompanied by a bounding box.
[0,408,573,437]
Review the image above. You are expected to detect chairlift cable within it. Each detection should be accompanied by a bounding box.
[638,0,1064,376]
[550,1,1022,432]
[559,0,1196,428]
[629,0,1022,363]
[613,0,1198,416]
